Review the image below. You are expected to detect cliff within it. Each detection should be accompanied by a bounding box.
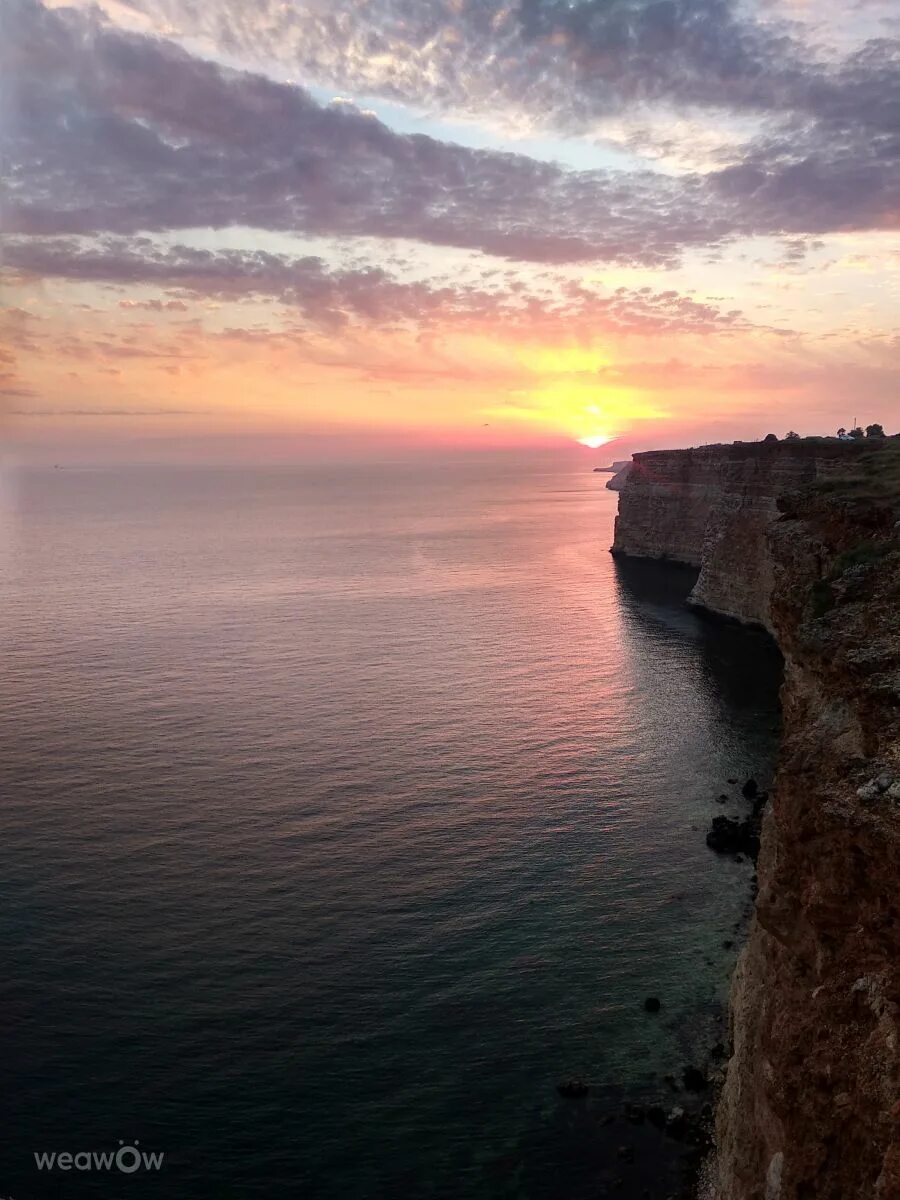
[610,442,867,630]
[611,438,900,1198]
[605,463,632,491]
[713,455,900,1200]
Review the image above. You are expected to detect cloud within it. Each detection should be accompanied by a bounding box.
[119,298,189,311]
[1,0,896,293]
[0,384,35,400]
[0,309,40,398]
[2,235,751,337]
[85,0,900,151]
[80,0,832,125]
[4,0,717,266]
[11,408,197,416]
[7,0,896,272]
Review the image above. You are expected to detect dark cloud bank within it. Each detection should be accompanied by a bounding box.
[3,0,898,276]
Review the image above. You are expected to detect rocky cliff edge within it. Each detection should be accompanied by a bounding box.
[712,443,900,1200]
[611,441,869,631]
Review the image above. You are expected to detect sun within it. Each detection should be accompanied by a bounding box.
[577,434,614,448]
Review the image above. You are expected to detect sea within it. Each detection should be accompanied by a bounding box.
[0,459,783,1199]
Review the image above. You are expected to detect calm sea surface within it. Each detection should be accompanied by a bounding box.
[0,462,782,1199]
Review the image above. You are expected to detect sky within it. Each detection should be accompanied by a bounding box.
[2,0,899,463]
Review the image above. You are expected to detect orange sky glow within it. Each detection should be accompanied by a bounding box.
[3,1,898,463]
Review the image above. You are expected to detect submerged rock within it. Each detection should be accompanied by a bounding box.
[683,1066,708,1092]
[647,1105,667,1129]
[706,815,760,857]
[556,1078,590,1098]
[751,792,769,817]
[741,777,759,799]
[665,1106,687,1138]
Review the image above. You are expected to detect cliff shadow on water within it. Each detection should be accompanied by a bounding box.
[496,555,788,1200]
[612,556,785,721]
[604,554,786,1197]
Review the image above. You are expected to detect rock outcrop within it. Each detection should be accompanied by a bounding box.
[713,475,900,1200]
[610,442,867,630]
[612,438,900,1199]
[605,463,632,491]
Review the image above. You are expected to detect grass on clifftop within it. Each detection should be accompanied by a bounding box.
[806,438,900,616]
[811,436,900,510]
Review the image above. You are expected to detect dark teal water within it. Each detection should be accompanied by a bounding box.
[0,462,782,1199]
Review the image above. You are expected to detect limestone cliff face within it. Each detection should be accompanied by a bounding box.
[713,485,900,1200]
[605,463,632,491]
[612,439,900,1198]
[611,443,863,630]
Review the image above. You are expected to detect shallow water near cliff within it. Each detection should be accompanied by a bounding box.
[1,461,782,1199]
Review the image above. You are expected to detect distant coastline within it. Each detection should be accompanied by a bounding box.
[594,460,632,491]
[592,460,630,474]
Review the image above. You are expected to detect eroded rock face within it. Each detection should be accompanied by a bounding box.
[610,442,866,630]
[612,441,900,1197]
[714,489,900,1200]
[605,463,632,491]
